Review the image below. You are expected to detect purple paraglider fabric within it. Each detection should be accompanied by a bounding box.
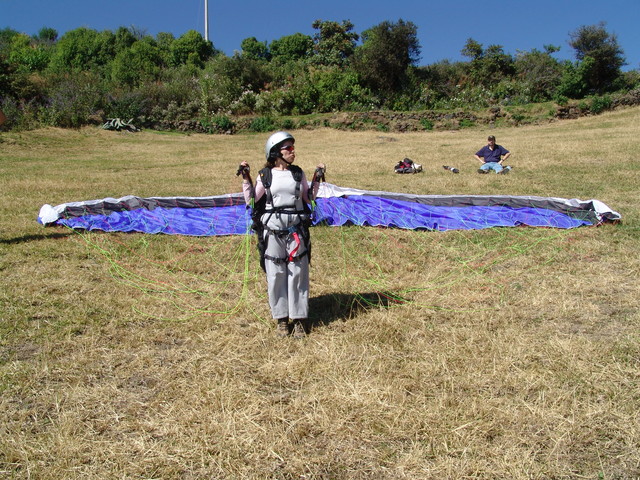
[38,183,620,235]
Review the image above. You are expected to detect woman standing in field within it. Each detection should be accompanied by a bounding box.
[239,132,325,338]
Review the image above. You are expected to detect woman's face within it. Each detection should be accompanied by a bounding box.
[279,142,296,163]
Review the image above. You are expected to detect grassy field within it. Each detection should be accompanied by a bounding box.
[1,107,639,479]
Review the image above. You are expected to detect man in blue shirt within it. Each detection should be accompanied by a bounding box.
[475,135,511,174]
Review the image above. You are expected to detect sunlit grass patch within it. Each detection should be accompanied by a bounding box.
[1,107,639,478]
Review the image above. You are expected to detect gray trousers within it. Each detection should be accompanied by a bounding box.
[264,230,309,320]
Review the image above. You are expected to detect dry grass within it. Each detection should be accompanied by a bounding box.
[1,108,640,479]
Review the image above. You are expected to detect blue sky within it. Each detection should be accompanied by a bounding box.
[3,0,639,70]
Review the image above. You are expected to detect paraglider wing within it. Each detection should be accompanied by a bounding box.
[38,183,621,235]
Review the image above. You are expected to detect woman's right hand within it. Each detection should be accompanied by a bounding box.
[239,161,250,180]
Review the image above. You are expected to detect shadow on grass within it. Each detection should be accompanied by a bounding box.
[309,291,408,328]
[0,231,72,245]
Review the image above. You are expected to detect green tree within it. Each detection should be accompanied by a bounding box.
[43,71,106,127]
[199,55,272,114]
[170,30,215,68]
[48,27,115,72]
[270,33,313,62]
[514,45,563,101]
[35,27,58,45]
[556,57,594,99]
[461,38,514,86]
[155,32,175,67]
[114,26,136,54]
[0,28,39,102]
[568,22,625,93]
[313,68,374,111]
[311,20,359,66]
[240,37,270,61]
[8,33,51,73]
[479,44,514,84]
[353,19,420,94]
[417,60,469,107]
[111,37,163,87]
[213,55,271,92]
[461,38,483,60]
[0,28,20,56]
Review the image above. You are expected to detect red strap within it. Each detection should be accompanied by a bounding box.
[288,232,301,262]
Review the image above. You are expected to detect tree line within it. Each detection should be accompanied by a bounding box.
[0,19,637,132]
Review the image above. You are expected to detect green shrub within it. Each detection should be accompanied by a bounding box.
[390,94,419,111]
[213,114,234,131]
[254,89,296,116]
[229,91,257,115]
[589,94,612,114]
[42,72,106,127]
[420,118,433,130]
[279,118,295,130]
[200,114,235,133]
[105,90,150,122]
[289,80,319,115]
[511,113,526,124]
[1,96,42,130]
[554,95,569,106]
[556,58,593,99]
[136,69,200,126]
[8,33,51,73]
[199,70,243,115]
[492,79,533,105]
[148,99,199,128]
[431,85,492,109]
[249,116,275,132]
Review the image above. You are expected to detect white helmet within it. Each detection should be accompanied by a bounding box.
[265,131,294,160]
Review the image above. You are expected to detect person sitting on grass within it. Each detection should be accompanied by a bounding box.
[474,135,512,174]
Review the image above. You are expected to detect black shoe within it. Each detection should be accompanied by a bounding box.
[477,168,488,174]
[292,320,307,339]
[276,318,290,338]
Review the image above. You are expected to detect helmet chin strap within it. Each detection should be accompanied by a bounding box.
[277,153,294,165]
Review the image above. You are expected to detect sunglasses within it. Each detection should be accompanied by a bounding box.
[280,145,295,152]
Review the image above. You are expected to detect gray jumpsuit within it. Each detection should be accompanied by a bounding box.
[258,169,310,320]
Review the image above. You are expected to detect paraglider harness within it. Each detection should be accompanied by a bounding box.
[394,157,422,174]
[249,165,321,272]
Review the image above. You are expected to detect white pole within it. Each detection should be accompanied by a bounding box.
[204,0,209,42]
